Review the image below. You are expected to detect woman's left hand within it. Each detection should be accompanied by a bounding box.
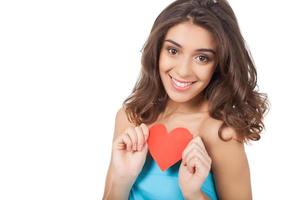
[178,136,212,199]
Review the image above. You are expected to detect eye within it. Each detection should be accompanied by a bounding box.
[196,55,209,63]
[167,47,178,55]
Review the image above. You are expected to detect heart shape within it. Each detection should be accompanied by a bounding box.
[147,123,193,171]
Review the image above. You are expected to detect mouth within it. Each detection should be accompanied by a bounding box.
[169,75,197,91]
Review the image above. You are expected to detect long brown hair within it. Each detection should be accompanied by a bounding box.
[123,0,269,143]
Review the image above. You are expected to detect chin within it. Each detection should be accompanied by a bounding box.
[165,89,201,103]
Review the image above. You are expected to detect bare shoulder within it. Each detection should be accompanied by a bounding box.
[201,117,252,199]
[201,116,242,143]
[113,106,134,141]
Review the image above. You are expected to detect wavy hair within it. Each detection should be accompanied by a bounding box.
[123,0,269,143]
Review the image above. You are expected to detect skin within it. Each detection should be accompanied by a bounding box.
[159,21,217,106]
[103,21,252,200]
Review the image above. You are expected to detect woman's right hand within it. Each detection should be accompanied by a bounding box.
[111,123,149,184]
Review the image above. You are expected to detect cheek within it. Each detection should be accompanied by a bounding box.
[159,53,173,72]
[194,66,215,81]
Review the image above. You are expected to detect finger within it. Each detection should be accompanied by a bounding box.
[191,152,212,172]
[123,127,134,151]
[194,136,207,153]
[135,126,145,151]
[182,137,211,162]
[182,143,198,160]
[116,138,126,150]
[127,127,138,151]
[193,156,211,177]
[184,146,212,167]
[193,137,212,164]
[120,132,132,151]
[187,156,197,173]
[140,123,149,141]
[188,156,208,177]
[191,139,203,150]
[183,148,202,165]
[115,131,129,150]
[186,156,199,174]
[182,140,202,161]
[187,151,210,168]
[182,139,195,161]
[187,156,207,174]
[193,159,202,176]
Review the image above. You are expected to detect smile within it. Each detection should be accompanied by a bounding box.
[169,75,196,91]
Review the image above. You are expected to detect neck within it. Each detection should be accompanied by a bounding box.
[162,94,209,118]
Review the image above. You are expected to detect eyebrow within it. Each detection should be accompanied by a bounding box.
[164,39,216,55]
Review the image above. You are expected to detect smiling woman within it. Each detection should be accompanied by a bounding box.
[103,0,269,199]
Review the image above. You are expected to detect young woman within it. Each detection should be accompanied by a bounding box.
[103,0,269,199]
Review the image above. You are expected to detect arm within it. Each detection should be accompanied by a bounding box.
[102,107,134,200]
[104,178,134,200]
[185,191,210,200]
[205,126,252,200]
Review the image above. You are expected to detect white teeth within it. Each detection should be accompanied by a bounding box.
[172,77,193,88]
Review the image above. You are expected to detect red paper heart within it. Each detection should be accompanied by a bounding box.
[147,123,193,171]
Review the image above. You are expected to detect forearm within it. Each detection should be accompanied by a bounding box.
[103,178,134,200]
[184,191,210,200]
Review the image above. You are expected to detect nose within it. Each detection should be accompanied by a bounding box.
[175,56,193,78]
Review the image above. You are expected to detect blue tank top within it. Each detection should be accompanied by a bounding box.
[129,153,218,200]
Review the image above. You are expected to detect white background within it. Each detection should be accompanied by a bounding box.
[0,0,299,199]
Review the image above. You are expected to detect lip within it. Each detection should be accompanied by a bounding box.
[169,75,196,84]
[169,75,196,91]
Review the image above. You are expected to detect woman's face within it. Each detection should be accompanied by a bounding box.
[159,21,217,103]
